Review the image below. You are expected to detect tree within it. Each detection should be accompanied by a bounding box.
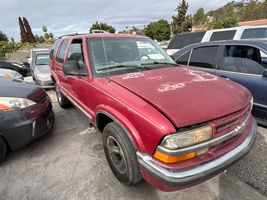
[10,37,15,42]
[90,21,116,33]
[44,33,50,40]
[208,16,238,29]
[172,0,192,34]
[42,26,48,33]
[0,31,8,41]
[18,17,27,42]
[49,32,54,39]
[23,17,36,43]
[38,36,45,43]
[144,19,171,41]
[193,8,207,25]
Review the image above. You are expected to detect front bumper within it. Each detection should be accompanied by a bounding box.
[35,77,54,88]
[0,97,54,151]
[137,118,257,192]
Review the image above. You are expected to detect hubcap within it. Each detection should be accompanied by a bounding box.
[55,85,62,103]
[107,136,127,174]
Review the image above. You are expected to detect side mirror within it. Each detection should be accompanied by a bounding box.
[62,60,87,76]
[263,69,267,78]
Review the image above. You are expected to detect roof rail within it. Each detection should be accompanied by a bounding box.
[58,33,87,38]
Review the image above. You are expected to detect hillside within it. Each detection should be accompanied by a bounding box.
[207,0,267,22]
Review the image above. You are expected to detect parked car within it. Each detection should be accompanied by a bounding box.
[167,25,267,55]
[167,32,206,55]
[0,68,23,80]
[0,60,28,77]
[0,77,54,163]
[50,33,256,192]
[28,48,50,65]
[173,40,267,126]
[31,51,54,88]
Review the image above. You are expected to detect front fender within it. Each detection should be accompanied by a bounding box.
[95,104,146,152]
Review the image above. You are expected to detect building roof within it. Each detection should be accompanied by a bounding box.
[238,19,267,26]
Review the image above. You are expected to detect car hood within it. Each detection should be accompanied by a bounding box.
[0,77,46,102]
[0,68,22,79]
[34,65,51,74]
[108,67,251,128]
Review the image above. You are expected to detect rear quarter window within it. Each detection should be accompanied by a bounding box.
[210,30,236,41]
[241,28,267,39]
[50,39,61,59]
[167,32,206,49]
[56,39,69,63]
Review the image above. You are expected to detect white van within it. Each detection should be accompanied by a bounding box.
[167,25,267,55]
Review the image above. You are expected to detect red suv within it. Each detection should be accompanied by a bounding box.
[50,33,256,191]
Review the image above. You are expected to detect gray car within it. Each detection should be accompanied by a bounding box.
[0,68,23,80]
[31,51,54,88]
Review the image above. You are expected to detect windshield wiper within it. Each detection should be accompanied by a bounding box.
[97,64,151,72]
[141,61,178,66]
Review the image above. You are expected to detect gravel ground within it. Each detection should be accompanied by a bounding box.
[228,126,267,196]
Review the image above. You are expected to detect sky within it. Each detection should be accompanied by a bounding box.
[0,0,233,41]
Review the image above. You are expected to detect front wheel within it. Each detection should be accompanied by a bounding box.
[55,84,72,108]
[103,122,141,186]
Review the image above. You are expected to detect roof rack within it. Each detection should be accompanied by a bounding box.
[58,33,88,39]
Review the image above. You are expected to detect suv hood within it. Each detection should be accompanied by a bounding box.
[109,67,250,128]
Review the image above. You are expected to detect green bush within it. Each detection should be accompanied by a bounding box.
[0,41,22,60]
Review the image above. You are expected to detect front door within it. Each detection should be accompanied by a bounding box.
[216,44,267,124]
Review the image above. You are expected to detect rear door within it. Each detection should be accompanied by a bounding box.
[215,44,267,123]
[54,39,70,92]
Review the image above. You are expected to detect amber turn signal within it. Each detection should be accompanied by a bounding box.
[154,151,196,164]
[0,104,11,112]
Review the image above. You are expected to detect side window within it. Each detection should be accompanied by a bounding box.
[50,39,61,59]
[189,46,219,69]
[241,28,267,39]
[56,39,69,63]
[176,51,190,65]
[221,45,266,75]
[67,39,86,70]
[210,30,236,41]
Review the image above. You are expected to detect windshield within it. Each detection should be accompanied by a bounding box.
[35,53,49,65]
[87,37,176,76]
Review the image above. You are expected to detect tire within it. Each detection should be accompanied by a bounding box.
[103,122,141,186]
[55,84,72,108]
[0,137,7,164]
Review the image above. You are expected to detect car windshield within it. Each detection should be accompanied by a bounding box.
[35,53,49,65]
[87,37,176,76]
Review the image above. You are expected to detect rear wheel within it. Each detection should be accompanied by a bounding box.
[0,137,7,163]
[103,122,141,186]
[55,84,72,108]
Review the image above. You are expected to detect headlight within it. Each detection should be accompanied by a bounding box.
[0,97,36,112]
[154,125,212,164]
[35,73,50,79]
[161,125,212,150]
